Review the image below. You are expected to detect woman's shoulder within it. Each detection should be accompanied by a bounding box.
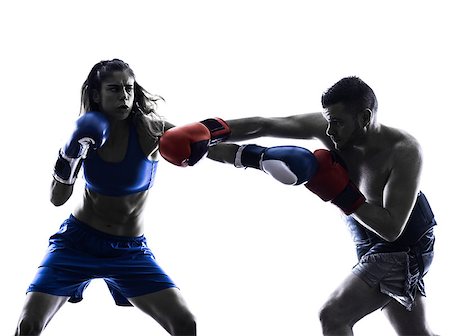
[132,116,160,158]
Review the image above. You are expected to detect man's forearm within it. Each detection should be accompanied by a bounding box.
[226,117,267,142]
[353,202,405,242]
[207,143,240,164]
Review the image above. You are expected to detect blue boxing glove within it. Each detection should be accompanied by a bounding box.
[53,111,110,185]
[234,144,318,185]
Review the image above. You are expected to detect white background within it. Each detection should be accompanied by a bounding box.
[1,1,448,335]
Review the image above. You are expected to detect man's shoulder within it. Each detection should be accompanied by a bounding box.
[382,124,420,149]
[381,125,422,165]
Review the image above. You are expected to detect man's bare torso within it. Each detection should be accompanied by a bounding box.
[326,125,417,207]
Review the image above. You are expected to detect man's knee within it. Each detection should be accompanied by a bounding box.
[319,300,349,332]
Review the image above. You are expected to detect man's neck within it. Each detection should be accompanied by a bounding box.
[352,122,383,152]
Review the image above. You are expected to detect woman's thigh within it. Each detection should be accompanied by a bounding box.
[128,288,195,329]
[16,292,69,334]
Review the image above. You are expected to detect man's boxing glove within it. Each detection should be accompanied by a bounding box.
[53,111,110,185]
[234,144,318,185]
[159,118,230,166]
[305,149,366,215]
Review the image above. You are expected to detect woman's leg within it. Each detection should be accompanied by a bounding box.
[128,288,196,336]
[15,292,69,335]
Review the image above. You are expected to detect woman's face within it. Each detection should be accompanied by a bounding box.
[96,70,135,121]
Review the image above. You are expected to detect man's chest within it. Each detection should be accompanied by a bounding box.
[343,150,393,202]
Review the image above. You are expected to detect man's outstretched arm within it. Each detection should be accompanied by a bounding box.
[225,112,329,143]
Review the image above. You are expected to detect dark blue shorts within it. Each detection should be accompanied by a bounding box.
[27,215,177,306]
[352,228,435,311]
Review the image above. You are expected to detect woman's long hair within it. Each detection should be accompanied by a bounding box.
[80,59,165,139]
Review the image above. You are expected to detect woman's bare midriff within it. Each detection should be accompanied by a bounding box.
[73,188,149,237]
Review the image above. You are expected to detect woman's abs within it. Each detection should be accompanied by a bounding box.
[73,188,148,237]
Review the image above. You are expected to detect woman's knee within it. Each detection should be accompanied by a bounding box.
[15,314,46,336]
[169,311,196,335]
[16,292,68,335]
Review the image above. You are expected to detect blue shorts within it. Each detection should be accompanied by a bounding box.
[27,215,177,306]
[352,228,435,311]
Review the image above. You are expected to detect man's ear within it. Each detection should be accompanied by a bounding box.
[92,90,100,104]
[358,108,372,128]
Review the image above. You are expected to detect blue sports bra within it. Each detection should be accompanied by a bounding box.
[83,122,158,196]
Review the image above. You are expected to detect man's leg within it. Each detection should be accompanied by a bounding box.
[383,294,435,336]
[128,287,196,336]
[15,292,69,335]
[319,273,391,336]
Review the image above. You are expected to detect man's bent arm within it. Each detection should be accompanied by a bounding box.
[353,140,423,242]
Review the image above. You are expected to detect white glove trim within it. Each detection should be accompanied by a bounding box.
[261,160,298,185]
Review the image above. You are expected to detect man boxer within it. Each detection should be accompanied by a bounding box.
[159,77,437,335]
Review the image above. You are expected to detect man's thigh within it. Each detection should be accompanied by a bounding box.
[383,294,434,336]
[321,272,391,326]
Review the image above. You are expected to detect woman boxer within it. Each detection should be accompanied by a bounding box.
[15,59,229,336]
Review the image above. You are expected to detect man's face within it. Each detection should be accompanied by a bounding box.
[322,103,364,150]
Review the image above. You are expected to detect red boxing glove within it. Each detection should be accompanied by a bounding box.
[305,149,366,215]
[159,118,230,166]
